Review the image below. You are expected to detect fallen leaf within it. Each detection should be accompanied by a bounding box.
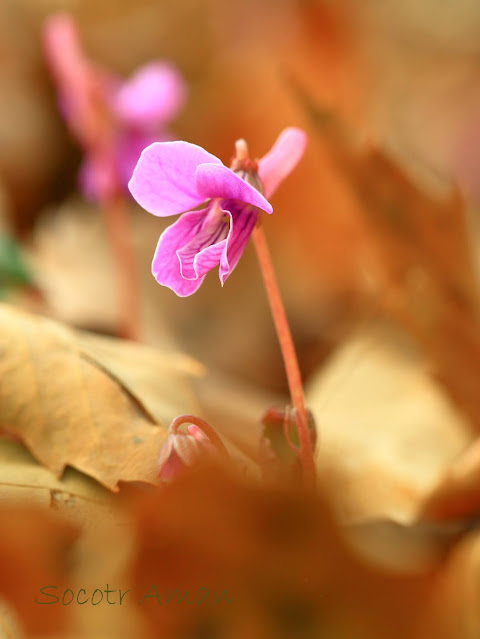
[0,303,171,489]
[307,321,472,523]
[0,438,114,524]
[77,331,204,429]
[306,101,480,432]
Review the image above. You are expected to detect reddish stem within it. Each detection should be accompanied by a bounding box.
[79,69,140,342]
[99,188,141,341]
[252,224,316,483]
[44,16,141,341]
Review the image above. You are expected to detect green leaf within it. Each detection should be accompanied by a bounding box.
[0,235,35,289]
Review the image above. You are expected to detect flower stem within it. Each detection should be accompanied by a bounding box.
[100,190,141,341]
[252,224,316,483]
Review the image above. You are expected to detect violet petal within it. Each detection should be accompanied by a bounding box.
[78,156,118,202]
[117,129,168,189]
[258,127,307,199]
[113,61,186,128]
[195,163,273,213]
[177,205,229,280]
[129,141,223,217]
[152,209,208,296]
[219,201,259,285]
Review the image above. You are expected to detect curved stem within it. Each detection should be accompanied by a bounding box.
[170,414,230,457]
[252,224,316,483]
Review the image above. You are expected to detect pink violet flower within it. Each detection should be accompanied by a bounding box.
[128,127,307,296]
[42,13,186,201]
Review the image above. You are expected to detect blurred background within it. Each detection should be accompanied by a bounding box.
[1,0,480,405]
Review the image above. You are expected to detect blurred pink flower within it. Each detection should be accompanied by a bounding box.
[128,127,307,296]
[42,13,186,201]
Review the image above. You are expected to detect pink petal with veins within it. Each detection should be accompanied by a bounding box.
[177,210,229,280]
[219,203,259,285]
[129,141,222,217]
[152,208,209,296]
[195,163,272,213]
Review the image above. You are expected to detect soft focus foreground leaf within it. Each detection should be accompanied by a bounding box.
[0,303,184,489]
[428,529,480,639]
[0,438,144,638]
[124,465,439,639]
[0,501,77,636]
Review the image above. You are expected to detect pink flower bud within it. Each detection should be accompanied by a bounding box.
[157,417,227,481]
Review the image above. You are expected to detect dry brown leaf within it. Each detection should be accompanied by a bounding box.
[0,438,114,524]
[79,332,269,475]
[307,321,472,523]
[308,105,480,432]
[0,303,265,490]
[77,331,204,427]
[0,303,173,490]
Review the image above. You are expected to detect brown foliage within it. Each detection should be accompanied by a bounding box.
[308,108,480,431]
[0,303,165,489]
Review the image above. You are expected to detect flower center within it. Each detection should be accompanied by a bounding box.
[204,199,230,227]
[230,138,265,195]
